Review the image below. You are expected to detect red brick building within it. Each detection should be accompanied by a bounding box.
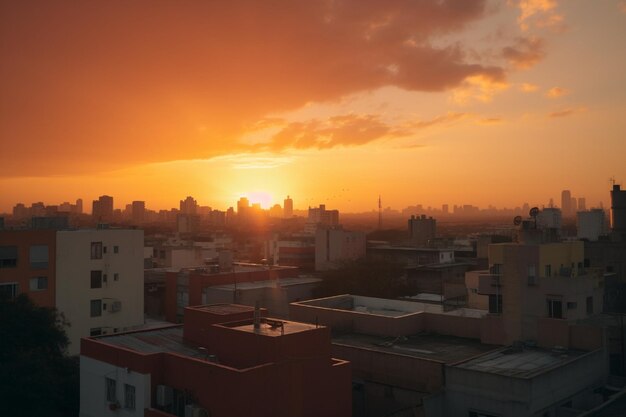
[80,304,351,417]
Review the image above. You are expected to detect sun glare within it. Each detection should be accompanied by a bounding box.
[244,191,274,209]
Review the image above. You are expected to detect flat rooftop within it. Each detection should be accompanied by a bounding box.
[98,326,206,360]
[208,276,321,291]
[455,346,587,378]
[295,294,486,318]
[333,332,496,364]
[222,319,318,337]
[189,304,255,315]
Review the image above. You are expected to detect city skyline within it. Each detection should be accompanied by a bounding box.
[2,1,626,212]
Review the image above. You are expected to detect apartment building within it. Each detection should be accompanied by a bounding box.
[0,227,144,354]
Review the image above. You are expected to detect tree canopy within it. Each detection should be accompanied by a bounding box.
[0,294,79,417]
[314,258,415,299]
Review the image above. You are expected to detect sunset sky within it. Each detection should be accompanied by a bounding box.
[2,0,626,212]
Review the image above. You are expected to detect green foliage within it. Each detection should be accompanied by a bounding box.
[314,258,414,299]
[0,294,79,417]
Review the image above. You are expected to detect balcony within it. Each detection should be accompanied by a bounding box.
[477,274,501,296]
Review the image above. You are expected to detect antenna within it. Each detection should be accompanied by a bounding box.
[529,207,539,229]
[378,195,382,230]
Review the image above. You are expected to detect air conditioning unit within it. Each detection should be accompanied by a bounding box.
[110,301,122,312]
[155,385,173,407]
[185,404,208,417]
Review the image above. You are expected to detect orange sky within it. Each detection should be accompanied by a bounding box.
[1,0,625,212]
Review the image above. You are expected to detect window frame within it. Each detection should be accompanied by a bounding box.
[90,299,102,317]
[91,242,103,260]
[90,270,103,289]
[29,276,48,291]
[124,384,136,410]
[105,377,117,402]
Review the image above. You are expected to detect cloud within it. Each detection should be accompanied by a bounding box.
[475,117,503,125]
[519,83,540,92]
[515,0,564,31]
[250,112,470,153]
[548,107,586,118]
[0,0,510,176]
[451,75,509,104]
[545,87,569,98]
[215,154,295,170]
[502,37,546,69]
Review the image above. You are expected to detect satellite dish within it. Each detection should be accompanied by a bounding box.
[513,216,523,226]
[529,207,539,217]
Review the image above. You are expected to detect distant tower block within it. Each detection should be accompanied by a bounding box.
[408,215,436,247]
[610,184,626,237]
[378,195,382,230]
[283,195,293,218]
[561,190,572,217]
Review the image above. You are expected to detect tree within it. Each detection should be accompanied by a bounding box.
[314,258,415,299]
[0,294,79,417]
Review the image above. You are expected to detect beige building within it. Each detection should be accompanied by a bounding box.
[473,240,604,345]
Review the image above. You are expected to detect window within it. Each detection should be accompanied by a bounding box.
[547,299,563,319]
[0,283,18,299]
[91,242,103,259]
[0,246,18,268]
[29,245,49,269]
[488,294,502,314]
[586,296,593,315]
[106,377,117,402]
[103,274,108,283]
[90,328,102,336]
[114,273,119,281]
[567,302,577,310]
[528,265,537,285]
[29,277,48,291]
[545,264,552,277]
[124,384,136,410]
[490,263,502,274]
[90,299,102,317]
[113,246,119,254]
[90,271,102,289]
[103,246,108,254]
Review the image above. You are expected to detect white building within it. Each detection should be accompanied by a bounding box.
[56,229,145,354]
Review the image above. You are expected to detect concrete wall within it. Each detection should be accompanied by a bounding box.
[333,343,444,393]
[57,229,145,354]
[442,349,606,417]
[80,356,150,417]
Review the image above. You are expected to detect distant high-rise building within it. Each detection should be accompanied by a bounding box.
[571,197,578,213]
[237,197,249,214]
[577,209,605,241]
[577,197,586,211]
[75,198,83,214]
[12,203,28,219]
[561,190,572,217]
[610,184,626,237]
[92,195,113,222]
[131,201,146,224]
[408,215,436,247]
[179,196,198,215]
[283,195,293,218]
[442,204,449,215]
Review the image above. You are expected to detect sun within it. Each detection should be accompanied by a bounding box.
[244,191,274,209]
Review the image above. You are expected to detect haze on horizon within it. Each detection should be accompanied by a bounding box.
[1,0,626,213]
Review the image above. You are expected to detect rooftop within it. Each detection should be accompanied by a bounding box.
[208,276,321,291]
[333,332,496,364]
[222,318,318,337]
[455,346,587,378]
[295,294,486,319]
[188,303,255,315]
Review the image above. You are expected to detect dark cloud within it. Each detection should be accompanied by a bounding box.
[502,37,546,69]
[1,0,503,176]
